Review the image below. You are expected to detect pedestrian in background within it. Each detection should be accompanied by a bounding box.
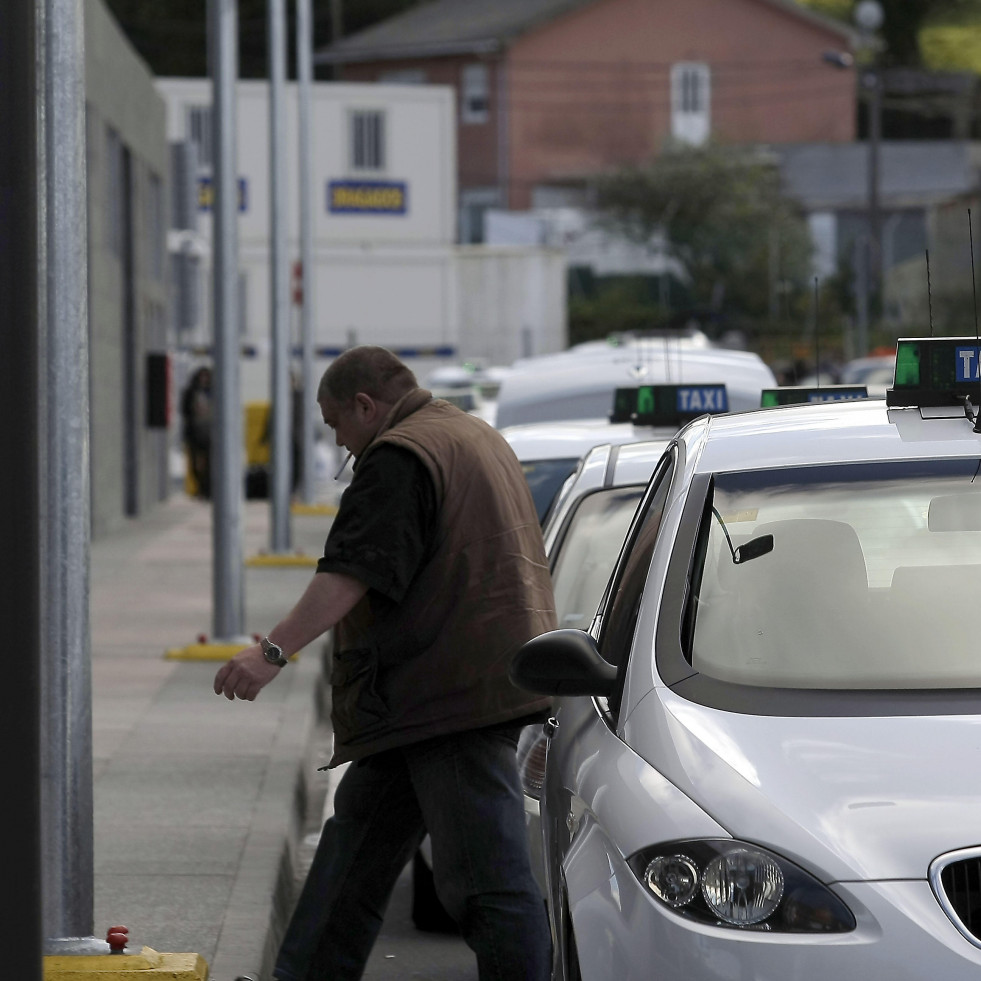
[180,365,212,499]
[214,345,556,981]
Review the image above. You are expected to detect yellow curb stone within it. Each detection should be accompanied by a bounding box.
[44,947,208,980]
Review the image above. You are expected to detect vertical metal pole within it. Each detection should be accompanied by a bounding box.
[297,0,316,503]
[269,0,291,549]
[865,63,881,354]
[0,1,43,974]
[211,0,246,639]
[42,0,99,951]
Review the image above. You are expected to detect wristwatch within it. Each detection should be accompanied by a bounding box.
[260,636,288,667]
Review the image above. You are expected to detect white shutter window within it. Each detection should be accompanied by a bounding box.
[670,62,711,146]
[350,110,386,171]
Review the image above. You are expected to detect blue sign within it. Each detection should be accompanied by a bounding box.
[676,385,728,413]
[328,180,408,215]
[955,346,981,382]
[198,177,248,212]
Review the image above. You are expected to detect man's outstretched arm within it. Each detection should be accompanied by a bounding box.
[213,570,367,701]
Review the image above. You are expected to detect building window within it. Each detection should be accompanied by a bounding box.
[461,63,490,125]
[186,104,213,169]
[670,62,711,146]
[350,110,386,171]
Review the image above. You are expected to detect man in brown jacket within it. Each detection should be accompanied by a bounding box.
[214,346,556,981]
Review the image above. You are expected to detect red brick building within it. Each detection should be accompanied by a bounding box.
[318,0,856,240]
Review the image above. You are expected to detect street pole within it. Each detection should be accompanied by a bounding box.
[0,1,43,974]
[211,0,246,639]
[865,62,882,353]
[269,0,292,549]
[41,0,101,954]
[855,0,884,357]
[297,0,317,504]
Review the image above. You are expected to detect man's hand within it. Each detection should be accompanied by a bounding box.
[213,643,283,701]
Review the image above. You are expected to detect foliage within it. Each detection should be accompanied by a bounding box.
[799,0,981,68]
[567,273,692,346]
[589,144,814,340]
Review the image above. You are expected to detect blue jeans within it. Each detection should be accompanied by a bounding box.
[274,725,551,981]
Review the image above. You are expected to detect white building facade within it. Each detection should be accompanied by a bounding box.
[156,78,566,399]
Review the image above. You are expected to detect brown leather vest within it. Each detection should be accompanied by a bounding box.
[329,389,556,764]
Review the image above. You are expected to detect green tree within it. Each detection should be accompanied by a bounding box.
[590,144,814,343]
[801,0,981,68]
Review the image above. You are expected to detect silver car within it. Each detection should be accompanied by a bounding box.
[512,337,981,979]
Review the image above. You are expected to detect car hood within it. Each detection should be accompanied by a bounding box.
[624,688,981,881]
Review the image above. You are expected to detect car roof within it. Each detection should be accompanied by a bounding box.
[543,438,671,550]
[495,345,776,429]
[686,399,981,475]
[502,418,673,461]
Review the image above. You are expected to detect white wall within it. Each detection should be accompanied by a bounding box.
[456,246,568,366]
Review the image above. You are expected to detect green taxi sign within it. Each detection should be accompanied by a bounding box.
[760,386,868,407]
[886,337,981,407]
[611,384,728,425]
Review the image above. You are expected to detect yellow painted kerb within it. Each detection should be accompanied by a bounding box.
[292,502,338,516]
[164,641,250,661]
[245,552,318,568]
[44,946,208,980]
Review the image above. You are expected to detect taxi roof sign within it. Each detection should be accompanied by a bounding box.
[611,383,728,425]
[886,337,981,407]
[761,386,868,407]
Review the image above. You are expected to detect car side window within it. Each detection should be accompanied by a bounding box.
[597,451,675,684]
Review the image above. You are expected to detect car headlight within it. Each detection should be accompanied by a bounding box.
[629,839,855,933]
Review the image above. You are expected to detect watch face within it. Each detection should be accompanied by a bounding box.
[262,639,285,664]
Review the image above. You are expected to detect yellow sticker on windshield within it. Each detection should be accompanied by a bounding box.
[720,509,759,522]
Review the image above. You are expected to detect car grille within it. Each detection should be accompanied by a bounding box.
[931,848,981,948]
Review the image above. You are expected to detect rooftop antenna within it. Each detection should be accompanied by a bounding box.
[968,209,981,430]
[970,210,979,339]
[925,249,934,336]
[813,276,820,389]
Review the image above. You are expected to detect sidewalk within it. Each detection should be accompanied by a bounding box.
[89,491,337,981]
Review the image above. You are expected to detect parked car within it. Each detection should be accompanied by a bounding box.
[504,382,731,524]
[495,336,775,429]
[517,438,672,895]
[512,336,981,979]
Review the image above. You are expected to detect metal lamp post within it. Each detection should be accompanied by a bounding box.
[855,0,884,357]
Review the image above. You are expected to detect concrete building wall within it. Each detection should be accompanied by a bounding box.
[85,0,170,538]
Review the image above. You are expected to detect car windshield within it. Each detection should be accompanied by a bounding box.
[521,458,582,524]
[689,458,981,690]
[551,486,645,628]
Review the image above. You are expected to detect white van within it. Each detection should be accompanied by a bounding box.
[494,337,776,429]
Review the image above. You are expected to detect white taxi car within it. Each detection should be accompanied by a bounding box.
[505,383,731,524]
[517,437,672,894]
[512,336,981,980]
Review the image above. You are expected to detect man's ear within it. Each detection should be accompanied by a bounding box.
[353,392,376,421]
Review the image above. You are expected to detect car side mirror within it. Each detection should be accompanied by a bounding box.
[510,628,617,697]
